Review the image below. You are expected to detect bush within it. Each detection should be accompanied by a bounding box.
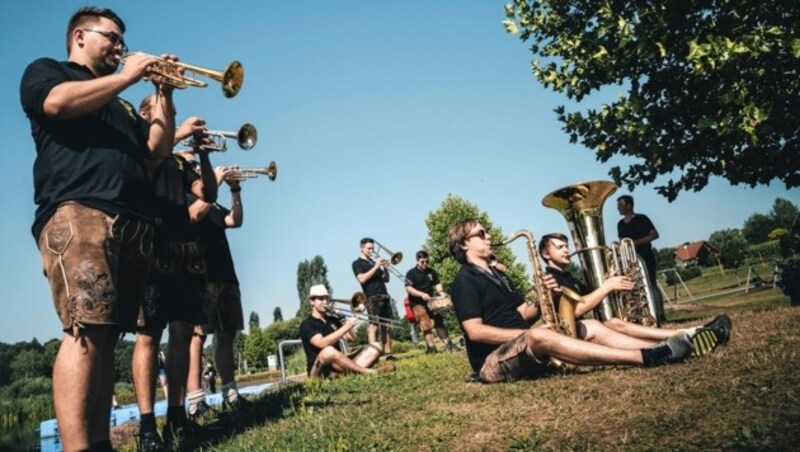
[679,266,703,281]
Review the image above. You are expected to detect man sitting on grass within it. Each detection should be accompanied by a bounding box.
[448,219,729,383]
[300,285,395,378]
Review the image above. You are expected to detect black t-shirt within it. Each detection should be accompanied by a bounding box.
[545,265,589,312]
[451,263,529,372]
[299,316,341,375]
[405,266,439,306]
[151,155,199,246]
[618,214,656,258]
[192,200,238,284]
[20,58,154,240]
[352,257,388,297]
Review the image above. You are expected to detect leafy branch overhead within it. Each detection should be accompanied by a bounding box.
[504,1,800,200]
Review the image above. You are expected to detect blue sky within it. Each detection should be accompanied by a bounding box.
[2,1,796,344]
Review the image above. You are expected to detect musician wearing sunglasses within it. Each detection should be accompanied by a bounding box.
[300,285,393,378]
[352,238,397,360]
[133,96,219,450]
[539,233,731,355]
[19,6,179,451]
[448,219,696,384]
[405,250,457,354]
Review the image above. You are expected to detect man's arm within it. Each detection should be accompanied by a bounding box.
[189,151,218,203]
[573,276,634,317]
[633,228,659,247]
[309,318,358,349]
[461,318,527,346]
[356,259,386,284]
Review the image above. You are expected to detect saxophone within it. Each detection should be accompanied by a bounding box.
[495,230,579,368]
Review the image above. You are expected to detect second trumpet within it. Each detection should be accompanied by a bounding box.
[225,161,278,182]
[183,123,257,152]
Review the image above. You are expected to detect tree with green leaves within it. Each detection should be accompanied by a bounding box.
[296,255,331,318]
[249,312,260,332]
[424,194,531,295]
[243,328,271,370]
[273,307,284,323]
[504,1,800,201]
[709,229,748,268]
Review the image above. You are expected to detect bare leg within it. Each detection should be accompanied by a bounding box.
[529,328,644,366]
[52,326,117,451]
[133,327,163,416]
[90,327,119,445]
[368,323,378,344]
[604,318,677,342]
[321,346,375,374]
[352,342,382,368]
[435,326,451,343]
[187,333,205,394]
[423,330,435,348]
[578,319,655,349]
[382,326,392,354]
[215,331,236,386]
[166,321,193,408]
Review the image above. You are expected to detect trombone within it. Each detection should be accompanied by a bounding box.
[372,241,411,285]
[118,52,244,98]
[226,161,278,182]
[183,124,258,152]
[326,292,403,329]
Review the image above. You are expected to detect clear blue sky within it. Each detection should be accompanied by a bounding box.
[1,1,796,344]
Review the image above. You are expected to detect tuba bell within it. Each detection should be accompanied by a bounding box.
[541,180,659,326]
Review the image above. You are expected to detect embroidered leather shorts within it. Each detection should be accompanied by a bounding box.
[479,332,551,383]
[197,282,244,334]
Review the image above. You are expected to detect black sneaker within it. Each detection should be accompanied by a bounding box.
[384,353,397,361]
[138,430,165,452]
[642,333,692,367]
[703,314,732,345]
[690,328,721,357]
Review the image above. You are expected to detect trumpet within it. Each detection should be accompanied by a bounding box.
[118,52,244,98]
[183,124,257,152]
[226,161,278,182]
[327,292,403,329]
[372,241,411,285]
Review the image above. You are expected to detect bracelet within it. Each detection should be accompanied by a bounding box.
[230,187,241,194]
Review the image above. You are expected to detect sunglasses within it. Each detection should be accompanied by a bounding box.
[310,296,329,301]
[82,28,128,53]
[464,229,488,241]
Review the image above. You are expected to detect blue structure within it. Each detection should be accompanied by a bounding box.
[40,383,275,452]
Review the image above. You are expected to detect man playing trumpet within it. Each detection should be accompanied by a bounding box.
[300,285,394,378]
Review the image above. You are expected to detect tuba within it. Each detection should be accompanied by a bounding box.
[495,230,579,369]
[541,180,659,326]
[608,239,658,326]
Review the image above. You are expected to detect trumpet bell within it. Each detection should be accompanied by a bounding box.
[221,61,244,98]
[237,123,257,150]
[265,161,277,181]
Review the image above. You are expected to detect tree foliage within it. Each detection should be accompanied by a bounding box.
[296,256,332,318]
[248,312,260,332]
[273,307,284,323]
[243,328,271,370]
[423,194,531,294]
[709,228,748,268]
[504,1,800,200]
[742,198,798,244]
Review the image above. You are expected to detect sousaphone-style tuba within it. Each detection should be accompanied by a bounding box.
[541,180,659,325]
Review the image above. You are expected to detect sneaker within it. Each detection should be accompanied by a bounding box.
[703,314,732,345]
[690,328,721,357]
[384,353,397,362]
[642,333,692,367]
[138,430,165,452]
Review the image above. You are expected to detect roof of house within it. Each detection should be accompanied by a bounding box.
[675,240,719,261]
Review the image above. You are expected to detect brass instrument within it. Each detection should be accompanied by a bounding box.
[372,241,411,285]
[183,124,257,152]
[494,230,579,370]
[227,161,278,182]
[608,239,658,326]
[118,52,244,98]
[542,180,660,325]
[327,292,403,329]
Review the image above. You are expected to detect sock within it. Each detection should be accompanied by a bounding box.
[167,406,185,426]
[187,389,205,414]
[679,326,699,336]
[221,381,239,403]
[140,412,156,434]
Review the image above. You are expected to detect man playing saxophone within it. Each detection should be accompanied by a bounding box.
[538,233,731,356]
[449,219,695,383]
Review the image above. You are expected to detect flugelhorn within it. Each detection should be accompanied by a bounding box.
[227,161,278,182]
[183,124,257,152]
[118,52,244,98]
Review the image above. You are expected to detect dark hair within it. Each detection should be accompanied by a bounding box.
[360,237,374,246]
[447,219,479,265]
[415,250,429,260]
[538,233,569,258]
[617,195,634,209]
[66,7,126,55]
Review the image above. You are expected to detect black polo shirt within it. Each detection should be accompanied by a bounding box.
[352,257,388,297]
[451,263,529,372]
[20,58,154,240]
[405,266,439,306]
[151,155,199,247]
[299,316,341,375]
[193,200,238,284]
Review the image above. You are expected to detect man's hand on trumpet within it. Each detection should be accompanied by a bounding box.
[175,116,206,143]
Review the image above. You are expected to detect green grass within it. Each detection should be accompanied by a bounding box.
[113,290,798,451]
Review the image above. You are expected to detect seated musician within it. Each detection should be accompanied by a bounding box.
[299,285,395,378]
[405,250,457,353]
[449,219,697,383]
[538,233,731,355]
